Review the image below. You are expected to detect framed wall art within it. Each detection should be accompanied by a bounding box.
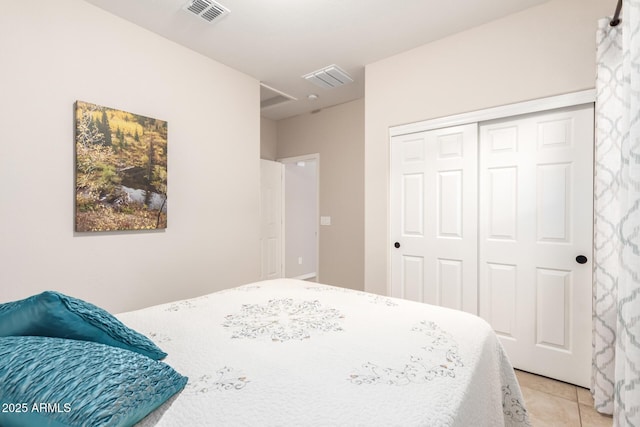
[75,101,167,232]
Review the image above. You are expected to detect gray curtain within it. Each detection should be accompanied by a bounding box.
[594,2,640,426]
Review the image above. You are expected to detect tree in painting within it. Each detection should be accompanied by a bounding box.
[75,101,167,232]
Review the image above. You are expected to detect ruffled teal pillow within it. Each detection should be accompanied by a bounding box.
[0,291,166,360]
[0,336,187,427]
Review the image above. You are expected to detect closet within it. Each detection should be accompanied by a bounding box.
[389,95,593,387]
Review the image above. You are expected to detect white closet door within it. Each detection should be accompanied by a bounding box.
[478,105,593,387]
[390,124,478,314]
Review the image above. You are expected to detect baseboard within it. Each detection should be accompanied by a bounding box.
[292,272,317,281]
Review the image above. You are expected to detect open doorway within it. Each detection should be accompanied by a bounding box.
[279,154,319,281]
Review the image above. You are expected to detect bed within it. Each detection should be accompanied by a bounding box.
[0,278,530,427]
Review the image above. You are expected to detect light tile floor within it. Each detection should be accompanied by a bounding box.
[515,370,613,427]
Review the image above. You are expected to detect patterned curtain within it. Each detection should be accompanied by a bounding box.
[594,2,640,426]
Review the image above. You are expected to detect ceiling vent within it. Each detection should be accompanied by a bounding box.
[302,65,353,89]
[183,0,230,23]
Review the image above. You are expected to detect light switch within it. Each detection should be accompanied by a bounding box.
[320,216,331,226]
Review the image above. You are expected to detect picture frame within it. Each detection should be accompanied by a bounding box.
[75,101,167,232]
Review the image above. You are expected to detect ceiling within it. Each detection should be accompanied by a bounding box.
[84,0,551,121]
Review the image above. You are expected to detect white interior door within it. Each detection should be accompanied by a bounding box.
[478,105,593,387]
[260,159,283,280]
[390,124,478,313]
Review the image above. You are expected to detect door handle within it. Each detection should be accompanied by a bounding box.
[576,255,588,264]
[394,242,401,249]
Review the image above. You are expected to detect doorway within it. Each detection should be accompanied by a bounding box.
[279,154,319,281]
[260,155,320,282]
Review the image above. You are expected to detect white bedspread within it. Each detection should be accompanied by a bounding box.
[117,279,531,427]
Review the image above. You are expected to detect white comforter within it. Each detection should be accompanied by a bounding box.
[117,279,531,427]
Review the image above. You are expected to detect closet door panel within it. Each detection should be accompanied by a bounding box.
[390,124,478,314]
[390,133,428,302]
[479,105,593,387]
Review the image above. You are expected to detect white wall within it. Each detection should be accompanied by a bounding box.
[364,0,615,296]
[277,100,365,290]
[0,1,261,313]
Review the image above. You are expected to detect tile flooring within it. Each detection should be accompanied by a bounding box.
[515,370,613,427]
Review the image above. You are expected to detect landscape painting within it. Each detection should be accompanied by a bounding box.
[75,101,167,232]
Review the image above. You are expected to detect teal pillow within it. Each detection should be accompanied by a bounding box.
[0,291,166,360]
[0,336,187,427]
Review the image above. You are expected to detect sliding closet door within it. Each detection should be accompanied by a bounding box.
[390,124,478,314]
[478,105,593,387]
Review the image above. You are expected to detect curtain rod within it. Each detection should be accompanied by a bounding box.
[610,0,622,26]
